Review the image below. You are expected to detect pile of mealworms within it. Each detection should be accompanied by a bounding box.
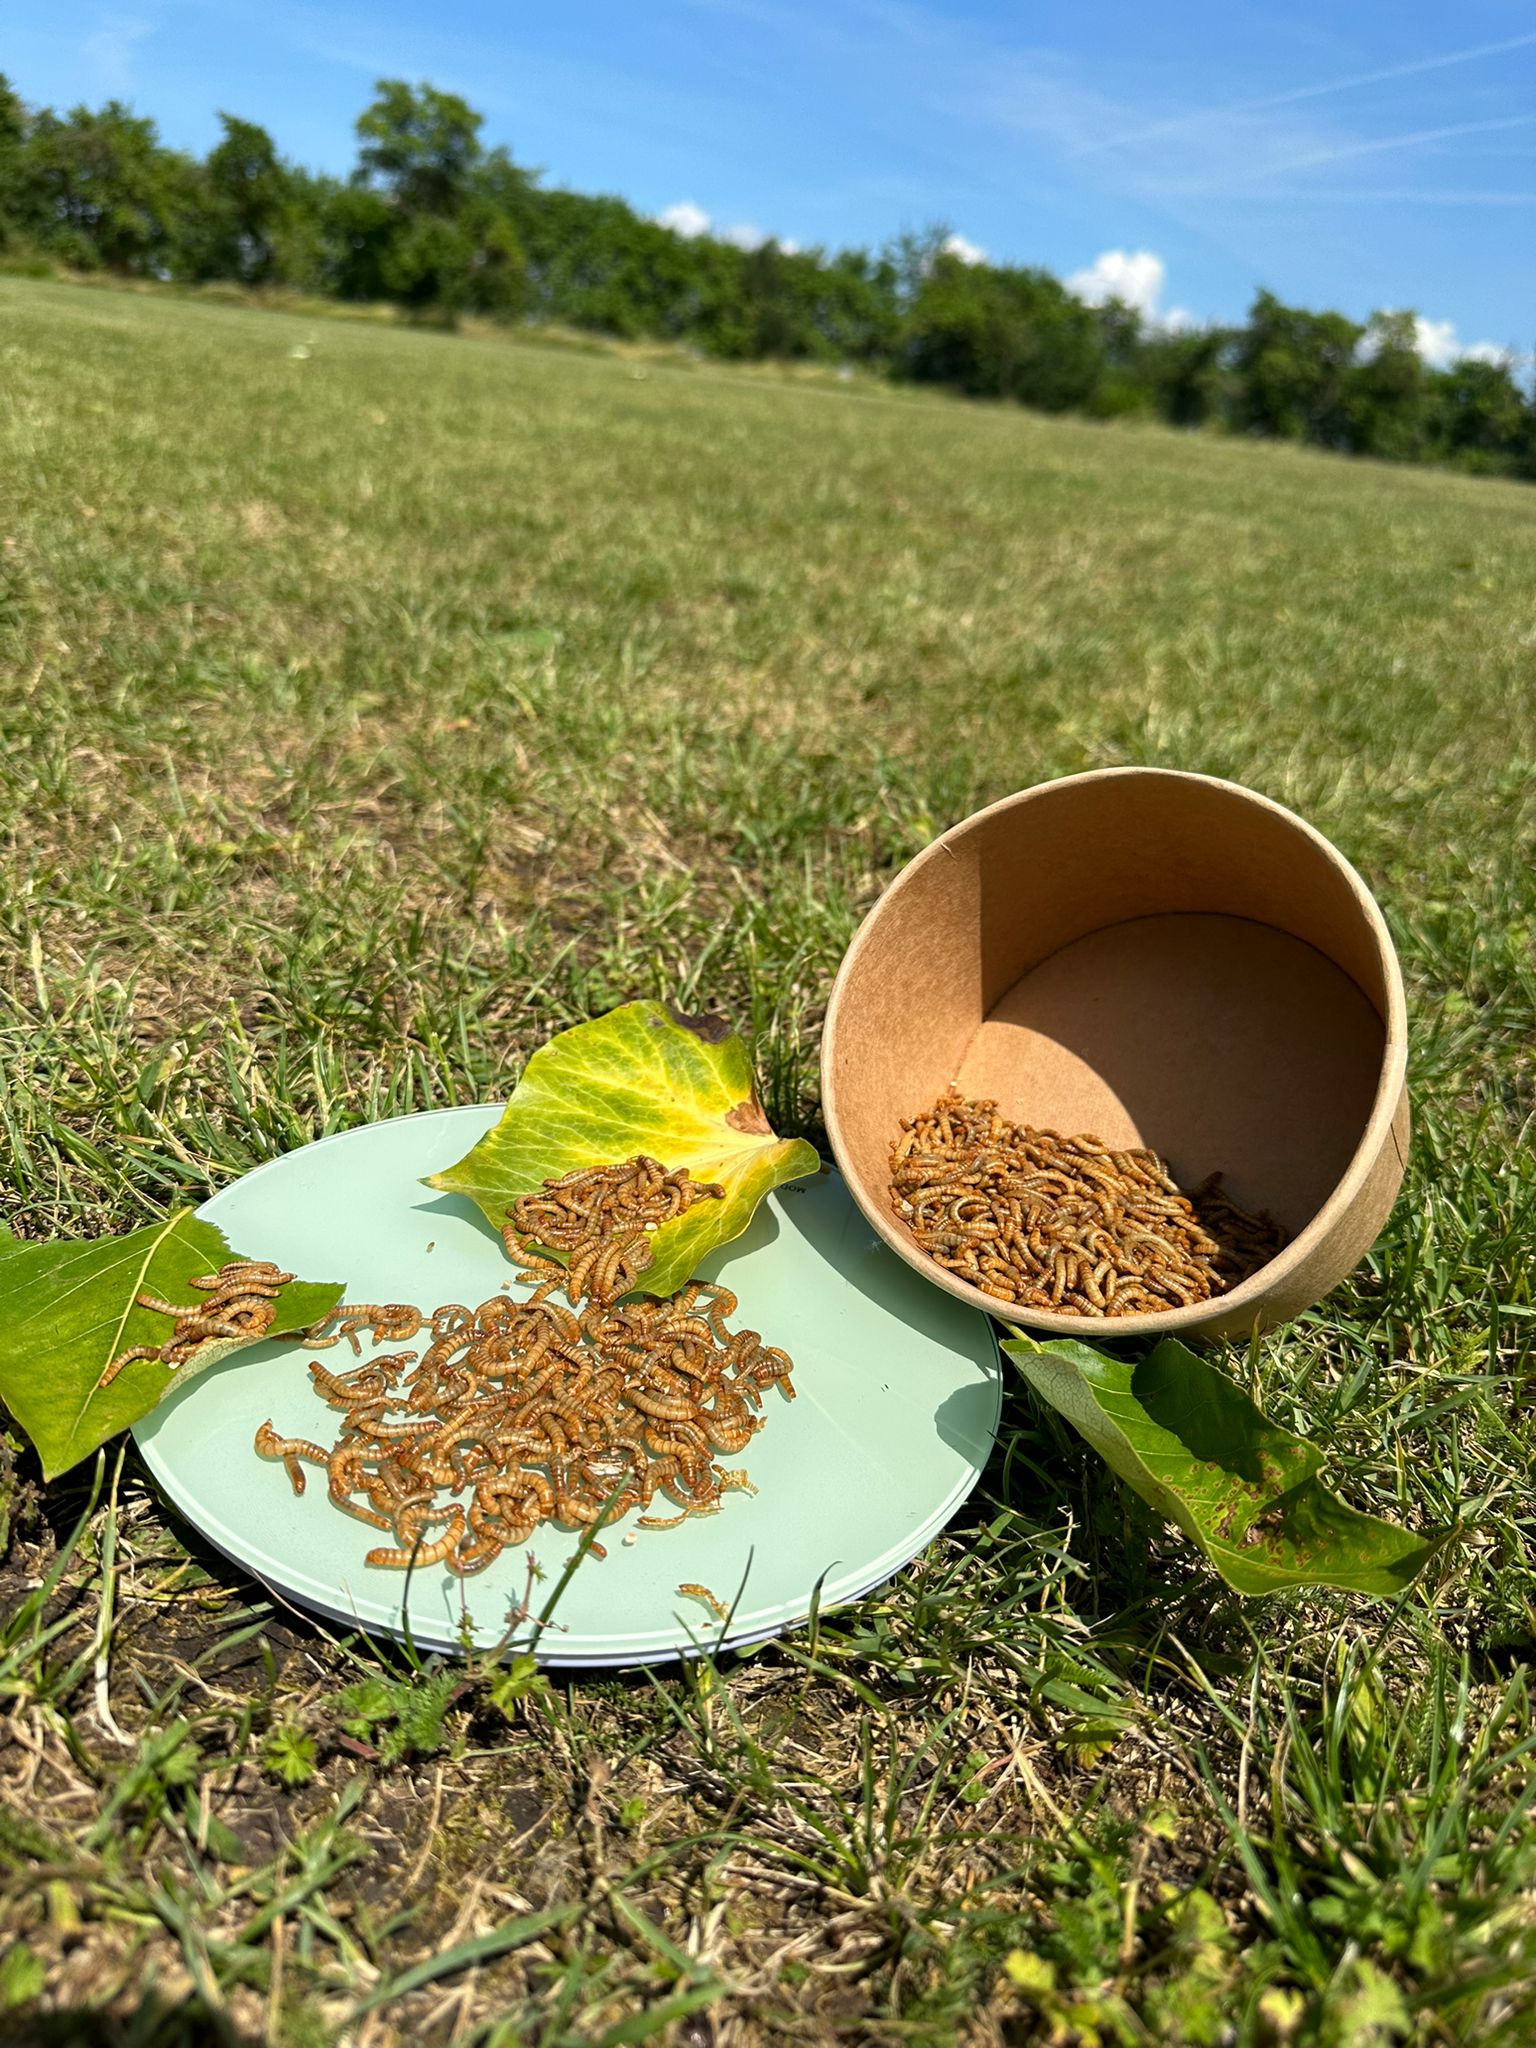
[100,1260,294,1387]
[890,1090,1284,1316]
[497,1151,723,1300]
[254,1156,795,1573]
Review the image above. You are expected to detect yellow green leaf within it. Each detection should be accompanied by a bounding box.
[424,1001,819,1296]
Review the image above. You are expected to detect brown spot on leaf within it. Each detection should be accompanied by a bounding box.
[725,1095,772,1135]
[662,1007,733,1045]
[1241,1507,1290,1550]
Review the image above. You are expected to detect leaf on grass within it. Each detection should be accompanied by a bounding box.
[0,1211,344,1481]
[1003,1335,1443,1598]
[425,1000,820,1296]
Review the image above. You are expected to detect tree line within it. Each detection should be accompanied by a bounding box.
[1,73,1530,477]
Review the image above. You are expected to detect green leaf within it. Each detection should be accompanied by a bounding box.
[1003,1335,1443,1598]
[0,1211,344,1482]
[0,1937,46,2009]
[424,1001,820,1295]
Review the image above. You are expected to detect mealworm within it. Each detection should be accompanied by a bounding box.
[890,1090,1285,1317]
[678,1583,729,1621]
[113,1262,287,1381]
[365,1507,466,1570]
[96,1345,164,1389]
[193,1261,292,1287]
[254,1419,329,1494]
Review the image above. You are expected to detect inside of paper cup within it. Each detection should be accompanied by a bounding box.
[957,911,1383,1233]
[827,773,1394,1258]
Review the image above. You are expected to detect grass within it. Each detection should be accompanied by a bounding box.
[0,273,1534,2046]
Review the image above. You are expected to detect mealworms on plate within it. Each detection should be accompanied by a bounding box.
[251,1154,792,1576]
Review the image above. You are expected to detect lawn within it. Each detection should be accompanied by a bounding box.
[2,276,1535,2047]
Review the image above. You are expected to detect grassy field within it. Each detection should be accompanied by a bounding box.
[2,275,1535,2047]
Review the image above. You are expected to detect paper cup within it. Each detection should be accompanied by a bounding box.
[821,768,1409,1341]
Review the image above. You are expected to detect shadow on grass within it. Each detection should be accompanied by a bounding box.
[0,1993,258,2048]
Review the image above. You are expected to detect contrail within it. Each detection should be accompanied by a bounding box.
[1258,111,1536,177]
[1072,31,1536,158]
[1245,188,1536,206]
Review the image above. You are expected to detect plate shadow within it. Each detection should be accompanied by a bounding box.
[768,1173,1001,1460]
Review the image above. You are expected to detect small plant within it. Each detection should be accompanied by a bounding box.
[263,1722,319,1786]
[332,1664,463,1764]
[1141,1889,1237,2046]
[1000,1951,1138,2047]
[485,1652,548,1720]
[87,1719,203,1849]
[0,1940,46,2010]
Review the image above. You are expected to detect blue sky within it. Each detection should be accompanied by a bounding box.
[8,0,1534,358]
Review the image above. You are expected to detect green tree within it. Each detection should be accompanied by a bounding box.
[198,113,291,282]
[1082,299,1158,419]
[346,80,526,319]
[0,74,26,249]
[320,181,397,301]
[508,187,720,341]
[884,224,953,310]
[17,101,194,273]
[265,165,332,291]
[1235,288,1361,448]
[356,79,483,216]
[903,254,1104,411]
[733,240,815,358]
[1429,355,1530,470]
[1091,297,1144,376]
[807,247,900,364]
[1348,311,1428,460]
[1139,327,1233,429]
[378,212,478,315]
[458,148,531,316]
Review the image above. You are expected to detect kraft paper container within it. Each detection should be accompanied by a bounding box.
[821,768,1409,1342]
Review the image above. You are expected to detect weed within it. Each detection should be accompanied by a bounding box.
[333,1666,464,1765]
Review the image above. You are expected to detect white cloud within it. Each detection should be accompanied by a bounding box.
[1412,316,1459,369]
[1066,248,1200,331]
[941,231,987,265]
[657,201,711,239]
[1066,247,1165,318]
[657,206,798,253]
[1396,315,1511,369]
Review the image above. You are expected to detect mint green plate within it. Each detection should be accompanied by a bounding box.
[134,1107,1001,1666]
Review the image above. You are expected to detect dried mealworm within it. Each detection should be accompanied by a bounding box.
[678,1583,730,1621]
[97,1345,165,1389]
[890,1090,1284,1317]
[254,1154,790,1575]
